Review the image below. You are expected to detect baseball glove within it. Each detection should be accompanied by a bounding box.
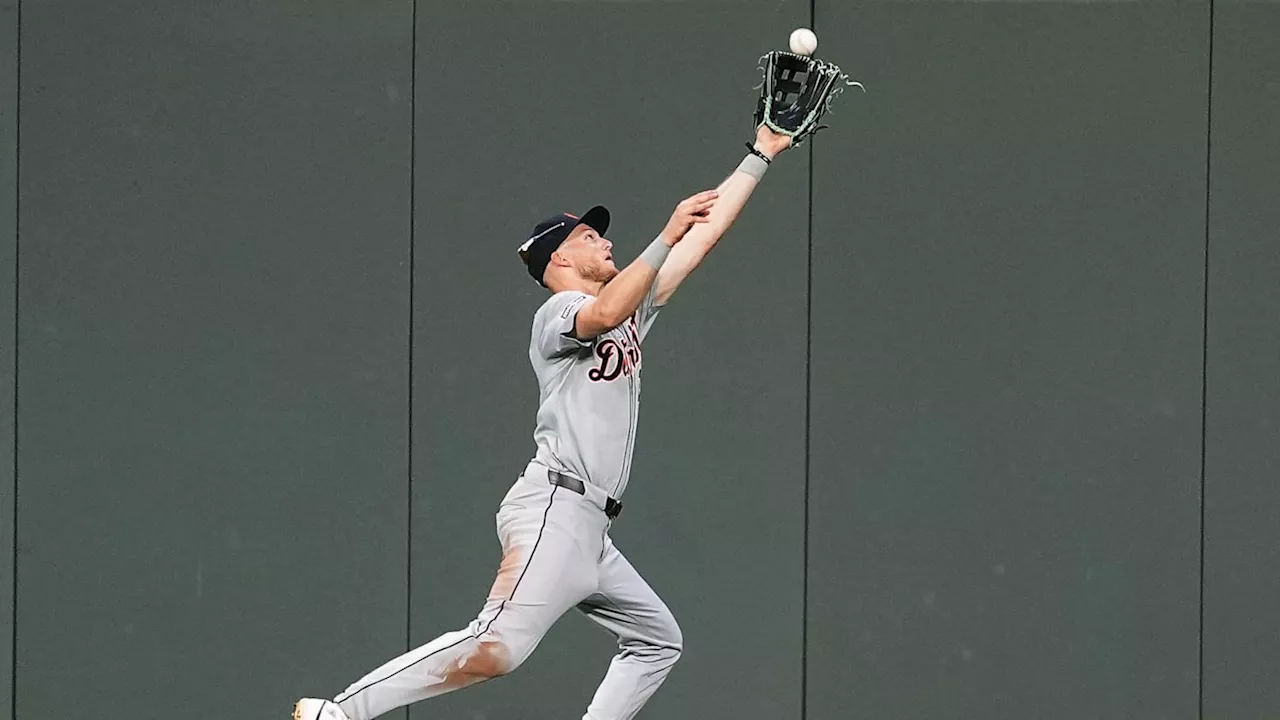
[754,50,863,146]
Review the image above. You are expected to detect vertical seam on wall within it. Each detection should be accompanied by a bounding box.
[405,0,418,704]
[1197,0,1215,717]
[801,3,816,720]
[10,1,21,717]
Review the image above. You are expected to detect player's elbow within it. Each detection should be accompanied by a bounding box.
[681,235,724,274]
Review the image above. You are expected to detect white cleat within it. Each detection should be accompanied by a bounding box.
[293,698,351,720]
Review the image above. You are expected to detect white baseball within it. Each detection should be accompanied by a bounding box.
[789,27,818,56]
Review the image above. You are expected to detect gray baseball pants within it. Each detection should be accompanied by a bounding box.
[332,463,682,720]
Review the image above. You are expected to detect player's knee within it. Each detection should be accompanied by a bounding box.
[653,613,684,667]
[661,607,683,646]
[667,619,684,657]
[481,630,537,676]
[448,639,518,685]
[660,641,682,669]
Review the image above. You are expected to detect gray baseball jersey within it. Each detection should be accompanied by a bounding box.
[527,283,662,499]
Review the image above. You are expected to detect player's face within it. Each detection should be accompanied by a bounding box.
[563,226,617,283]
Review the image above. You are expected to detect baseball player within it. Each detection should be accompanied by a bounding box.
[294,123,792,720]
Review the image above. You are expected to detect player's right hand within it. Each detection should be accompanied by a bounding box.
[661,190,719,246]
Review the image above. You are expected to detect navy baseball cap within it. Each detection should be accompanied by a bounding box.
[517,205,611,287]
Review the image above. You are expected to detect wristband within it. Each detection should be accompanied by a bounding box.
[639,235,672,270]
[737,151,770,180]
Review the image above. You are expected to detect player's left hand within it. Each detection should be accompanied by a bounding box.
[753,124,792,160]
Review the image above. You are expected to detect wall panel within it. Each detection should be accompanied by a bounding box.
[808,4,1207,718]
[16,3,412,716]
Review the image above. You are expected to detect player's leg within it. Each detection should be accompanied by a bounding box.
[326,482,605,720]
[575,537,683,720]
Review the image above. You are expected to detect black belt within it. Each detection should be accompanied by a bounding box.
[547,471,623,520]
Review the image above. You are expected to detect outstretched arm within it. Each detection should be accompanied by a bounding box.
[574,189,718,339]
[652,125,792,306]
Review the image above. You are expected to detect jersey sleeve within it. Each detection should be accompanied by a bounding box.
[634,282,664,341]
[532,291,594,359]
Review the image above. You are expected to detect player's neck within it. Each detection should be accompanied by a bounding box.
[556,277,606,296]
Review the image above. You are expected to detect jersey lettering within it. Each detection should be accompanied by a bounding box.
[589,321,642,383]
[590,340,626,382]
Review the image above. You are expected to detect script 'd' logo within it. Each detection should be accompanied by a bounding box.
[589,320,641,383]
